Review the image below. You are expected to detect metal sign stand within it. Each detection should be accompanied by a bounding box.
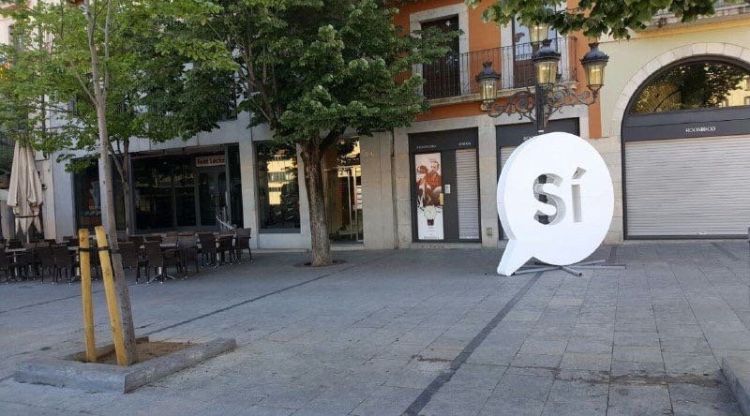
[512,259,626,277]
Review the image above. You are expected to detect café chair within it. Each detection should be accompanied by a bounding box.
[177,235,200,276]
[197,233,217,267]
[52,245,76,283]
[234,228,252,262]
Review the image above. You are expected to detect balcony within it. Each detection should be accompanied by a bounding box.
[652,0,750,28]
[419,37,575,103]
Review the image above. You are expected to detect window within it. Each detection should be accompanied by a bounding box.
[256,142,300,231]
[630,60,750,114]
[73,160,126,230]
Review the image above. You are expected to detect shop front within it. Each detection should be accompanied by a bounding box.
[622,57,750,238]
[132,145,242,232]
[73,144,243,233]
[409,128,480,242]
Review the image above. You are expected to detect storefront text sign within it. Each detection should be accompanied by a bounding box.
[195,154,225,167]
[496,132,614,276]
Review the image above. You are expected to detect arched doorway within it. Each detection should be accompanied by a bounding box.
[622,57,750,238]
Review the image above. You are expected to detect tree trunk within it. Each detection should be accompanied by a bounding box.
[96,109,138,365]
[121,140,135,236]
[300,142,332,266]
[86,0,136,364]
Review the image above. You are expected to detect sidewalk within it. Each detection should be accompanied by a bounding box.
[0,241,747,415]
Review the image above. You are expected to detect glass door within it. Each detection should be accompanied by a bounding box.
[326,166,363,242]
[325,139,363,243]
[198,169,227,227]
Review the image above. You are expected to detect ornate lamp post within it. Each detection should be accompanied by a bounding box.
[477,30,609,134]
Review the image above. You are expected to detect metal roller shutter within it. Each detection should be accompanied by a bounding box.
[455,148,480,240]
[625,136,750,238]
[498,146,516,240]
[499,146,516,171]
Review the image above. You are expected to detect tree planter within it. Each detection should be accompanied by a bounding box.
[14,337,236,393]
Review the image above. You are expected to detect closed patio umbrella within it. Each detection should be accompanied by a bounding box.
[7,141,43,240]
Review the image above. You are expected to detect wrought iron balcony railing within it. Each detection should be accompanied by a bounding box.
[420,37,574,101]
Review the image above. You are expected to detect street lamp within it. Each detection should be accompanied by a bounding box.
[478,37,609,133]
[580,42,609,95]
[532,39,561,87]
[477,62,501,109]
[528,22,551,44]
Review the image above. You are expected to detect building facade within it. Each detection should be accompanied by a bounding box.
[6,0,750,249]
[597,1,750,240]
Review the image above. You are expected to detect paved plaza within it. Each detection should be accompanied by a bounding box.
[0,241,749,415]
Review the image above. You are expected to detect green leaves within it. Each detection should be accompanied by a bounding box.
[0,0,240,168]
[199,0,453,145]
[467,0,718,39]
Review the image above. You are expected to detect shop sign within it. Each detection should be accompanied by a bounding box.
[496,132,614,276]
[195,154,225,167]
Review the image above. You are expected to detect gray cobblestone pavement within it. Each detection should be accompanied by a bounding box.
[0,241,748,415]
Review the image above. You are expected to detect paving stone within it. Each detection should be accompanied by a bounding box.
[671,400,743,416]
[0,244,748,415]
[541,400,606,416]
[565,338,612,354]
[607,385,673,416]
[663,352,720,376]
[510,353,562,369]
[447,363,506,391]
[546,379,608,404]
[479,398,545,416]
[492,373,555,402]
[421,387,493,416]
[611,359,666,377]
[519,339,568,356]
[613,331,661,347]
[613,345,664,363]
[559,352,611,372]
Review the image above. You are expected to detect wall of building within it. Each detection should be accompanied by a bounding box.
[597,18,750,242]
[388,106,590,249]
[360,132,397,249]
[39,113,316,250]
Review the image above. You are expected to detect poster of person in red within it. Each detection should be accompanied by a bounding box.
[414,153,443,239]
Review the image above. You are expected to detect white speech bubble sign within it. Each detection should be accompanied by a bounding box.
[497,132,614,276]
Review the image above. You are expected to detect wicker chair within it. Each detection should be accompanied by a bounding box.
[177,235,200,275]
[119,242,146,284]
[234,228,252,262]
[143,242,180,283]
[0,250,13,283]
[36,246,56,283]
[52,245,75,283]
[217,234,234,265]
[197,233,217,267]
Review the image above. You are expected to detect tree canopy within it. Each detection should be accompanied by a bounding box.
[0,0,235,168]
[466,0,725,39]
[201,0,453,147]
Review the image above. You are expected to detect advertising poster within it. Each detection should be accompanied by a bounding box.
[415,153,444,240]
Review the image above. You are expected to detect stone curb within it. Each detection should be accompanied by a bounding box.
[722,356,750,416]
[14,337,237,393]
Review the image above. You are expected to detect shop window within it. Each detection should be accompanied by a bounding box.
[73,160,126,230]
[256,142,300,231]
[631,60,750,114]
[228,144,243,228]
[133,158,184,230]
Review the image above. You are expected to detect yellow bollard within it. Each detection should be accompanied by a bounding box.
[79,228,96,363]
[94,226,130,366]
